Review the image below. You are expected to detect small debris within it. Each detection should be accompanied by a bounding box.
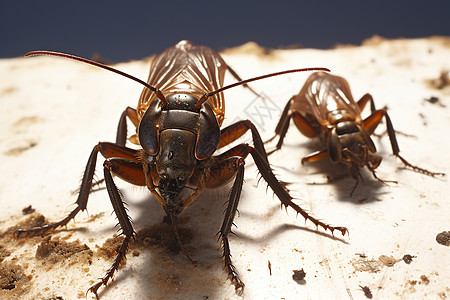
[4,141,38,156]
[352,257,380,272]
[436,231,450,246]
[427,70,450,89]
[409,280,417,286]
[424,96,446,107]
[292,269,306,284]
[21,205,35,215]
[359,285,373,299]
[378,255,398,267]
[402,254,416,264]
[420,275,430,285]
[268,260,272,276]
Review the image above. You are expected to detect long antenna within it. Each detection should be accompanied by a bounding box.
[194,67,330,109]
[25,50,169,107]
[25,50,329,111]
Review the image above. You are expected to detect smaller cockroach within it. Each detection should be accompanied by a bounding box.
[268,72,445,194]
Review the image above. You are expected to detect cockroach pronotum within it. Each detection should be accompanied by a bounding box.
[267,72,444,195]
[16,41,347,297]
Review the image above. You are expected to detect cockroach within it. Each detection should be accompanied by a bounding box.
[16,41,347,297]
[267,72,444,195]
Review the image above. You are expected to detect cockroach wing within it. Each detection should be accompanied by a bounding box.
[137,41,227,126]
[291,72,362,126]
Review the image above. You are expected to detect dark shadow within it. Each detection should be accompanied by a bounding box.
[270,138,390,204]
[92,185,230,299]
[234,222,349,244]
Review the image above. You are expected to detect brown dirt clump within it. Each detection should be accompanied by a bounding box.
[0,260,31,298]
[35,236,93,267]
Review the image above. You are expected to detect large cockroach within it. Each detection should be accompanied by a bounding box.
[268,72,444,194]
[16,41,347,296]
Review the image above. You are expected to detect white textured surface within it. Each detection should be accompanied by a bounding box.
[1,37,449,299]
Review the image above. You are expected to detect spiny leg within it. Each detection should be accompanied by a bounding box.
[16,146,99,237]
[357,93,376,113]
[87,159,137,297]
[219,125,347,234]
[116,106,139,146]
[206,144,254,293]
[214,156,246,295]
[266,98,318,155]
[358,95,414,138]
[248,145,347,236]
[218,119,269,162]
[363,109,445,177]
[16,143,140,237]
[266,99,292,149]
[209,141,347,294]
[207,144,250,188]
[89,107,139,191]
[301,149,329,164]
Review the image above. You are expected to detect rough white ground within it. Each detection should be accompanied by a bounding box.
[1,36,449,299]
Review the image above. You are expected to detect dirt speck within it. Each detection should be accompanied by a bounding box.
[436,231,450,246]
[420,275,430,285]
[292,269,306,284]
[409,280,417,286]
[360,285,373,299]
[402,254,416,264]
[12,116,44,127]
[424,96,447,107]
[4,140,38,156]
[22,206,35,215]
[426,70,450,89]
[378,255,398,267]
[0,86,18,95]
[0,260,31,297]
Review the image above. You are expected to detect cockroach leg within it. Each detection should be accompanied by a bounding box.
[364,109,445,177]
[250,146,347,236]
[219,120,268,162]
[88,235,132,298]
[116,106,139,146]
[217,157,246,294]
[267,98,318,155]
[87,159,137,297]
[16,143,141,237]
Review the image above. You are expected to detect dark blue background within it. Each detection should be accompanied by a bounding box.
[2,1,449,62]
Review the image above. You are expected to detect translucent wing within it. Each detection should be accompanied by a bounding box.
[137,41,227,125]
[291,72,361,125]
